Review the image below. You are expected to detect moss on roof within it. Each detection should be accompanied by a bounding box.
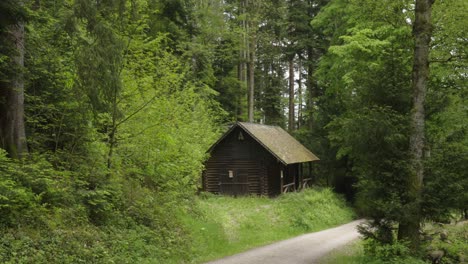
[209,122,319,165]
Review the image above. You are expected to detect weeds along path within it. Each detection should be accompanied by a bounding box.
[205,219,365,264]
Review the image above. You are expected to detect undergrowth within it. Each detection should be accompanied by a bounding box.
[1,150,355,263]
[320,241,426,264]
[320,221,468,264]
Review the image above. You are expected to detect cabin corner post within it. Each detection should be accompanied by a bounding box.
[280,167,284,194]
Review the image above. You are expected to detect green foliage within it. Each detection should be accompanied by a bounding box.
[305,0,414,200]
[0,149,75,227]
[363,240,415,263]
[424,0,468,219]
[2,0,224,261]
[114,35,222,198]
[0,220,191,263]
[0,151,36,227]
[0,148,196,263]
[328,106,410,228]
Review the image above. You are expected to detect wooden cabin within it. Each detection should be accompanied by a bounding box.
[202,122,319,196]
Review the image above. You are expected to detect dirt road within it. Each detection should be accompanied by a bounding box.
[205,219,364,264]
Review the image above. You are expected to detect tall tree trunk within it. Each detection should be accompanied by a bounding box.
[288,58,295,131]
[237,0,248,121]
[298,58,303,129]
[306,47,315,131]
[247,7,256,123]
[238,54,246,120]
[398,0,434,250]
[247,37,255,123]
[0,20,28,159]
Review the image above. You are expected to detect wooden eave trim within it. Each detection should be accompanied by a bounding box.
[207,122,318,166]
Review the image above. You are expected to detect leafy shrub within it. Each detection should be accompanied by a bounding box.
[0,150,85,227]
[364,239,408,259]
[361,239,426,264]
[0,150,40,227]
[0,178,36,227]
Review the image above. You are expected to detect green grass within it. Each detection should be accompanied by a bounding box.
[319,240,366,264]
[181,188,356,263]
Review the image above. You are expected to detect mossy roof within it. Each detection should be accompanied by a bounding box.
[209,122,319,165]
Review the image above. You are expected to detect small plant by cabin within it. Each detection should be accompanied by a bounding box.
[203,122,319,196]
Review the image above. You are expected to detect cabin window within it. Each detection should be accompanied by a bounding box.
[280,170,284,179]
[238,131,244,141]
[228,170,234,178]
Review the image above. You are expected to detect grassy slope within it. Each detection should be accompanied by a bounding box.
[181,188,356,263]
[319,240,366,264]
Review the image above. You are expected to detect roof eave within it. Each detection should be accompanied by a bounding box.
[208,122,320,165]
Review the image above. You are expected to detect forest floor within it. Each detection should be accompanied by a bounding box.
[205,219,364,264]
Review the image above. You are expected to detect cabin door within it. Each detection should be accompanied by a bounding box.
[219,168,248,196]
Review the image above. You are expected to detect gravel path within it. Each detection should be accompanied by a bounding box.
[205,219,365,264]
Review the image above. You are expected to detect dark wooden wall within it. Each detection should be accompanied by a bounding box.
[203,127,280,196]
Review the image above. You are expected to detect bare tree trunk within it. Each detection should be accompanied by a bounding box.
[288,58,295,131]
[238,53,246,120]
[398,0,434,251]
[306,47,315,130]
[0,21,28,159]
[298,58,303,129]
[246,0,255,123]
[248,35,255,123]
[237,0,248,121]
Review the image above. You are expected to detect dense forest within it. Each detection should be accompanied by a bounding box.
[0,0,466,263]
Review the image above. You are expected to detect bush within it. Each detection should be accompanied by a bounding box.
[364,240,408,260]
[0,150,41,227]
